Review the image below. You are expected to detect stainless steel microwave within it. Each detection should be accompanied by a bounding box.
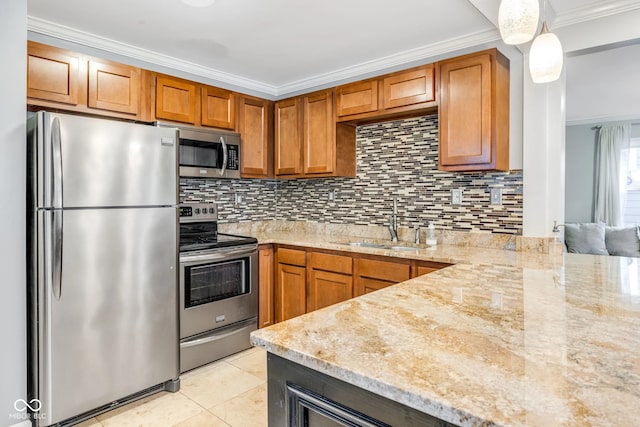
[157,122,241,179]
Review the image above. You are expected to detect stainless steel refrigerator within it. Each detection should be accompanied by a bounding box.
[27,111,180,426]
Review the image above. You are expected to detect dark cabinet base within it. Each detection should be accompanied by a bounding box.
[267,353,456,427]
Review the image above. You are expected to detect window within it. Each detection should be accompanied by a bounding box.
[623,137,640,225]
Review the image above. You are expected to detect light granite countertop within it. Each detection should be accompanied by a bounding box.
[249,231,640,426]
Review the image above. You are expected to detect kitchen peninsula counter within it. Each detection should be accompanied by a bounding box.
[248,231,640,426]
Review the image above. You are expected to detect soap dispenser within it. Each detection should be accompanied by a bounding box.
[426,222,437,247]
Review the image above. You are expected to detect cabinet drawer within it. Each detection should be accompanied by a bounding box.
[309,252,352,275]
[356,258,410,283]
[277,248,306,267]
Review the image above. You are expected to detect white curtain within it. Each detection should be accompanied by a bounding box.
[594,124,631,226]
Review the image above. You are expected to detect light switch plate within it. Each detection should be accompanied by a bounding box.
[490,188,502,205]
[451,189,462,205]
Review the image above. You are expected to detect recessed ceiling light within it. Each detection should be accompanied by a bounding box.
[180,0,216,7]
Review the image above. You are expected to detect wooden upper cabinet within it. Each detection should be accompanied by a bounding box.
[336,80,378,117]
[275,98,303,176]
[155,76,197,124]
[438,49,509,172]
[238,96,273,178]
[382,64,435,109]
[336,64,437,123]
[276,90,356,179]
[303,90,335,175]
[88,60,140,115]
[27,41,80,106]
[201,86,234,129]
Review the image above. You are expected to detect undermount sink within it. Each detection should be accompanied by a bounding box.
[334,241,419,251]
[343,242,388,248]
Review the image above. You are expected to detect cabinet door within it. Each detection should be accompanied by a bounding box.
[382,65,435,109]
[336,80,378,117]
[275,98,302,176]
[258,246,275,328]
[303,91,335,175]
[307,270,353,312]
[238,96,272,178]
[201,86,235,129]
[27,42,80,105]
[88,61,140,116]
[275,263,307,322]
[438,50,509,171]
[155,76,197,124]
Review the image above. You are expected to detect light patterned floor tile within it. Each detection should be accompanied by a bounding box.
[180,362,264,409]
[223,346,263,362]
[75,417,103,427]
[172,410,231,427]
[226,348,267,381]
[98,392,202,427]
[209,383,267,427]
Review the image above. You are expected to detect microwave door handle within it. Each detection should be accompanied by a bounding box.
[219,136,228,176]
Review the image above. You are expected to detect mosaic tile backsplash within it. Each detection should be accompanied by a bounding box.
[180,115,523,235]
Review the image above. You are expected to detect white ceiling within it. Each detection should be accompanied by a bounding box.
[26,0,639,98]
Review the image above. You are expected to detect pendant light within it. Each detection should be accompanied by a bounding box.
[528,21,564,83]
[498,0,540,45]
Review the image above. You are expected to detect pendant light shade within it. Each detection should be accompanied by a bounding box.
[498,0,540,45]
[529,22,564,83]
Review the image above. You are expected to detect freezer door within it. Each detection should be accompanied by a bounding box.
[33,111,178,208]
[35,207,178,425]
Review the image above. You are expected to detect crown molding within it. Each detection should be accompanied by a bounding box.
[275,28,501,96]
[28,15,502,98]
[27,16,278,96]
[553,0,640,28]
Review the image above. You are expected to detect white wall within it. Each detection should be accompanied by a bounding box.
[0,1,27,426]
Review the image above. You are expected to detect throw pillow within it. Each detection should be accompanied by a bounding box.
[605,225,640,257]
[564,223,609,255]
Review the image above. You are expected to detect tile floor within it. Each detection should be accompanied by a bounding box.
[76,347,267,427]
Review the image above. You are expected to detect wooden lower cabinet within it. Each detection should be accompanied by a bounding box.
[275,248,307,322]
[258,245,275,329]
[307,252,353,311]
[264,246,452,324]
[355,258,411,296]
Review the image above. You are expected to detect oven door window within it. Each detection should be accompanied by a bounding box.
[185,257,249,307]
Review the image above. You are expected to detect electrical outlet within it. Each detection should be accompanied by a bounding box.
[234,193,242,205]
[451,189,462,205]
[490,188,502,205]
[328,190,335,201]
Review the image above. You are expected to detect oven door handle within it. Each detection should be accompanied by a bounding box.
[180,245,257,263]
[181,318,256,349]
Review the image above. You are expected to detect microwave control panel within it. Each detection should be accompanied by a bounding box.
[227,145,239,170]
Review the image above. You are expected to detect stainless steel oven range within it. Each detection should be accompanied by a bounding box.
[179,202,258,373]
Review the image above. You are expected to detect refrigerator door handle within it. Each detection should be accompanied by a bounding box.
[219,135,227,177]
[51,117,63,209]
[51,210,63,300]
